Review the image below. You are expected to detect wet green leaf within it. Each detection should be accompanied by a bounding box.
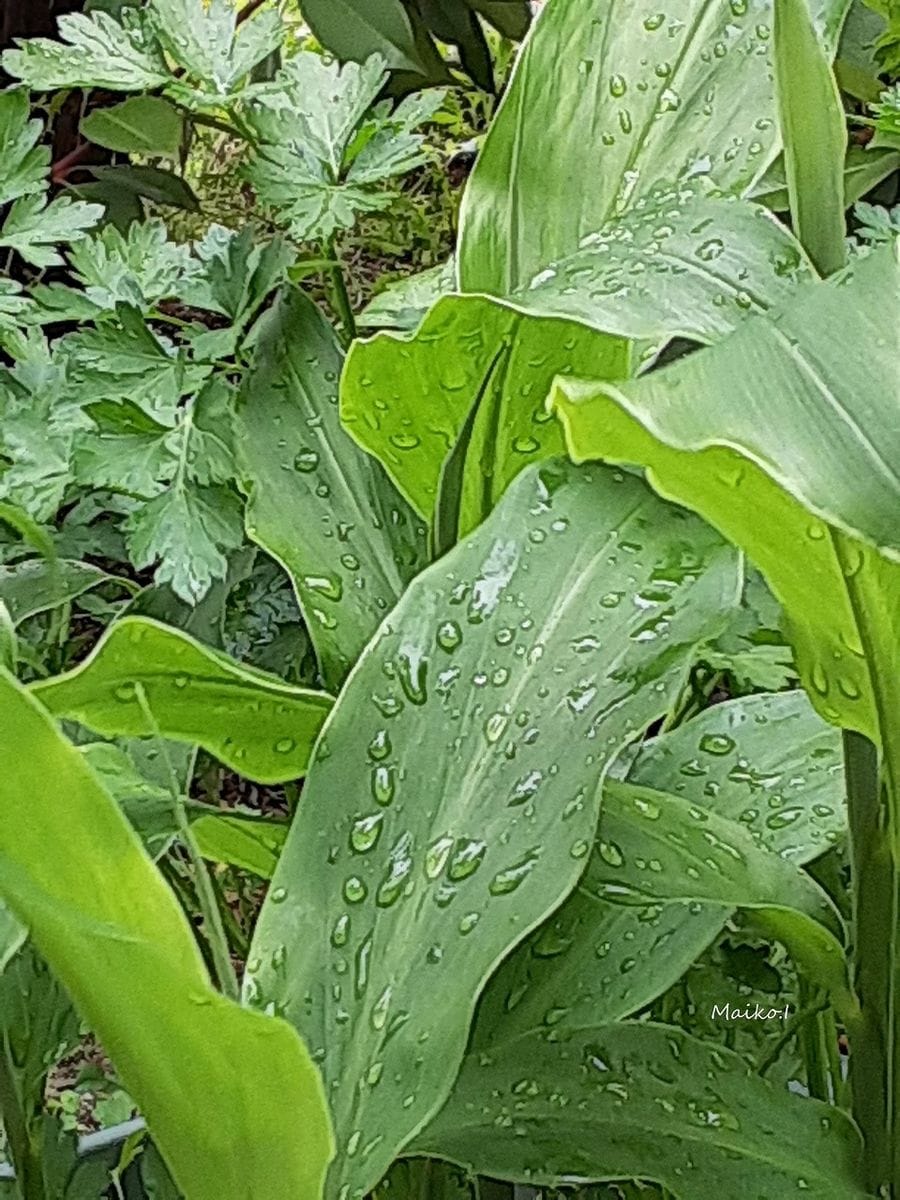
[552,244,900,747]
[342,295,629,527]
[0,558,133,625]
[0,670,333,1200]
[413,1022,866,1198]
[80,95,184,157]
[459,0,847,294]
[238,288,427,689]
[247,458,739,1197]
[508,187,815,342]
[32,616,333,783]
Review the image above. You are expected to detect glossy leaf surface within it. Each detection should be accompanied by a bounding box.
[247,459,739,1197]
[414,1022,866,1197]
[342,295,629,524]
[238,289,427,689]
[0,671,333,1200]
[476,690,847,1039]
[459,0,847,294]
[553,244,900,742]
[774,0,848,275]
[32,616,332,784]
[511,188,815,342]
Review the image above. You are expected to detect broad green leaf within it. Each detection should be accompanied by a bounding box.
[510,188,815,342]
[341,294,630,525]
[301,0,429,74]
[595,779,850,1009]
[459,0,847,294]
[89,164,200,212]
[629,690,846,858]
[1,11,169,91]
[475,691,847,1040]
[552,244,900,745]
[246,459,739,1196]
[413,1022,866,1198]
[774,0,848,275]
[0,670,333,1199]
[237,288,427,689]
[80,740,188,858]
[32,616,333,784]
[0,558,133,625]
[752,144,900,212]
[0,905,25,973]
[80,95,184,157]
[191,808,288,878]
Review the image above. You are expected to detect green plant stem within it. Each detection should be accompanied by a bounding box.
[134,685,240,1003]
[0,1048,43,1200]
[798,980,831,1101]
[757,993,827,1078]
[844,728,898,1196]
[325,239,357,343]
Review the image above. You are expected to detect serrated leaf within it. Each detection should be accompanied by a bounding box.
[179,225,293,324]
[1,10,169,91]
[244,52,435,242]
[80,95,184,156]
[413,1022,865,1198]
[34,616,333,783]
[0,90,49,206]
[149,0,282,99]
[246,458,739,1196]
[0,194,103,270]
[126,482,244,604]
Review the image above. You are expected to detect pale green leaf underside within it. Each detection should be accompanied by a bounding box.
[0,671,333,1200]
[31,616,333,784]
[553,244,900,740]
[413,1022,866,1198]
[513,187,815,342]
[246,459,739,1198]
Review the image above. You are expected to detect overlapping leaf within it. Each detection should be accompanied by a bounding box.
[342,295,630,527]
[413,1022,865,1198]
[459,0,848,294]
[553,243,900,745]
[0,671,334,1200]
[475,690,846,1040]
[32,616,333,783]
[246,458,739,1197]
